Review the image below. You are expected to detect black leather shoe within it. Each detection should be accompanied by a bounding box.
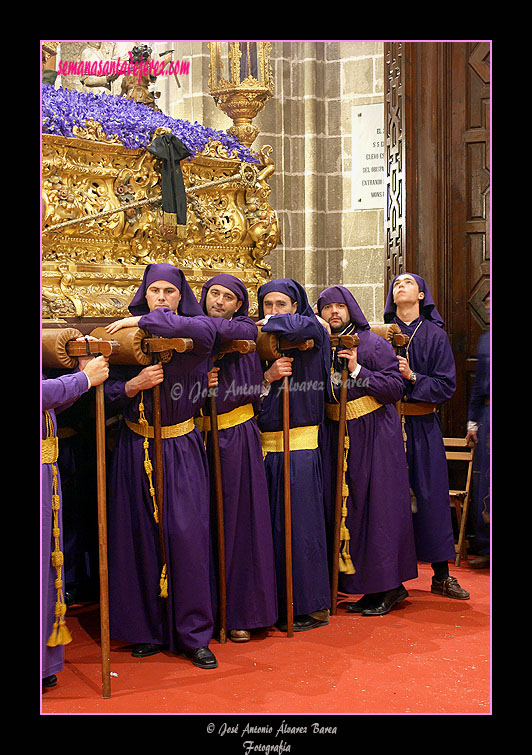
[276,614,329,633]
[131,643,164,658]
[42,674,57,688]
[188,647,218,669]
[361,585,409,616]
[344,594,381,613]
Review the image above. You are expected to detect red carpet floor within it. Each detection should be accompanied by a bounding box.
[41,561,491,719]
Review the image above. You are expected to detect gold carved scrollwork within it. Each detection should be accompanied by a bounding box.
[42,129,279,319]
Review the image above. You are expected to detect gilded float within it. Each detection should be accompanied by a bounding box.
[42,126,279,320]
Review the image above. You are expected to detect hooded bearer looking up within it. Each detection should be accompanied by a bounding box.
[384,272,470,601]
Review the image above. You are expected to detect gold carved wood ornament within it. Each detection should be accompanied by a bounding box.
[42,126,279,319]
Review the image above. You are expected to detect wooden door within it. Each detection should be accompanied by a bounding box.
[385,41,490,436]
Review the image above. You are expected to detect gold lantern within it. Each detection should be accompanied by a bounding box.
[208,42,274,150]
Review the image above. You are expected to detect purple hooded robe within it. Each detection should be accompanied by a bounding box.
[104,264,219,652]
[194,274,277,630]
[318,286,418,594]
[42,371,91,678]
[384,273,457,563]
[257,279,331,618]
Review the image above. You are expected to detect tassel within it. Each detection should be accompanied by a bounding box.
[162,211,177,227]
[159,564,168,598]
[45,412,72,647]
[339,552,356,575]
[337,425,356,574]
[47,619,73,647]
[138,393,159,523]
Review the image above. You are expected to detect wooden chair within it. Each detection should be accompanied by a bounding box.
[443,437,475,566]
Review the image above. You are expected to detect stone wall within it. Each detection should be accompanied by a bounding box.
[255,41,386,319]
[53,41,386,318]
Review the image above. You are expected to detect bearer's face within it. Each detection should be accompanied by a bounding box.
[145,280,181,312]
[262,292,298,316]
[205,284,242,319]
[320,302,351,332]
[392,275,424,305]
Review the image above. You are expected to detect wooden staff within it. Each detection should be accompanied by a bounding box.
[140,336,194,603]
[256,330,315,638]
[281,365,294,637]
[94,379,111,698]
[209,391,226,642]
[210,339,256,644]
[62,336,119,699]
[369,323,410,419]
[328,333,359,616]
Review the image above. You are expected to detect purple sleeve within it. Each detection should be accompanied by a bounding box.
[261,313,324,345]
[407,330,456,404]
[138,309,217,356]
[42,371,90,413]
[214,316,258,343]
[356,337,404,404]
[103,366,132,415]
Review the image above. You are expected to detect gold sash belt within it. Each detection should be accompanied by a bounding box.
[260,424,319,455]
[195,403,255,433]
[42,436,59,464]
[125,417,195,439]
[326,395,382,421]
[398,401,437,416]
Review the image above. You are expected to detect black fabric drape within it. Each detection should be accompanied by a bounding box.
[147,133,192,229]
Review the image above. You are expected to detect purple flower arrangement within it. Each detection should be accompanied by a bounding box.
[41,85,259,163]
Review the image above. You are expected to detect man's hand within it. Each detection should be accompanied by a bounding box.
[105,316,141,334]
[465,429,478,445]
[125,364,164,397]
[397,355,413,381]
[264,356,293,382]
[76,336,101,371]
[82,355,109,386]
[337,347,358,374]
[208,367,220,388]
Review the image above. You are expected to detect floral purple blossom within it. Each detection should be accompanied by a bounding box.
[41,85,259,163]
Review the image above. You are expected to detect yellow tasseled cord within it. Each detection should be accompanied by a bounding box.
[338,430,355,575]
[138,392,159,524]
[45,411,73,647]
[330,349,356,576]
[137,392,167,599]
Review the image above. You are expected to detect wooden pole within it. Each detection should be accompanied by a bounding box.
[282,374,294,637]
[209,392,227,643]
[94,383,111,699]
[330,359,349,616]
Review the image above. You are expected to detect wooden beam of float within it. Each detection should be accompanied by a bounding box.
[89,327,193,364]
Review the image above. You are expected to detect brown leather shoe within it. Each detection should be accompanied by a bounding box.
[229,630,251,643]
[431,575,470,600]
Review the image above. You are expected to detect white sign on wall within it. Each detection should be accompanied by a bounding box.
[351,103,385,210]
